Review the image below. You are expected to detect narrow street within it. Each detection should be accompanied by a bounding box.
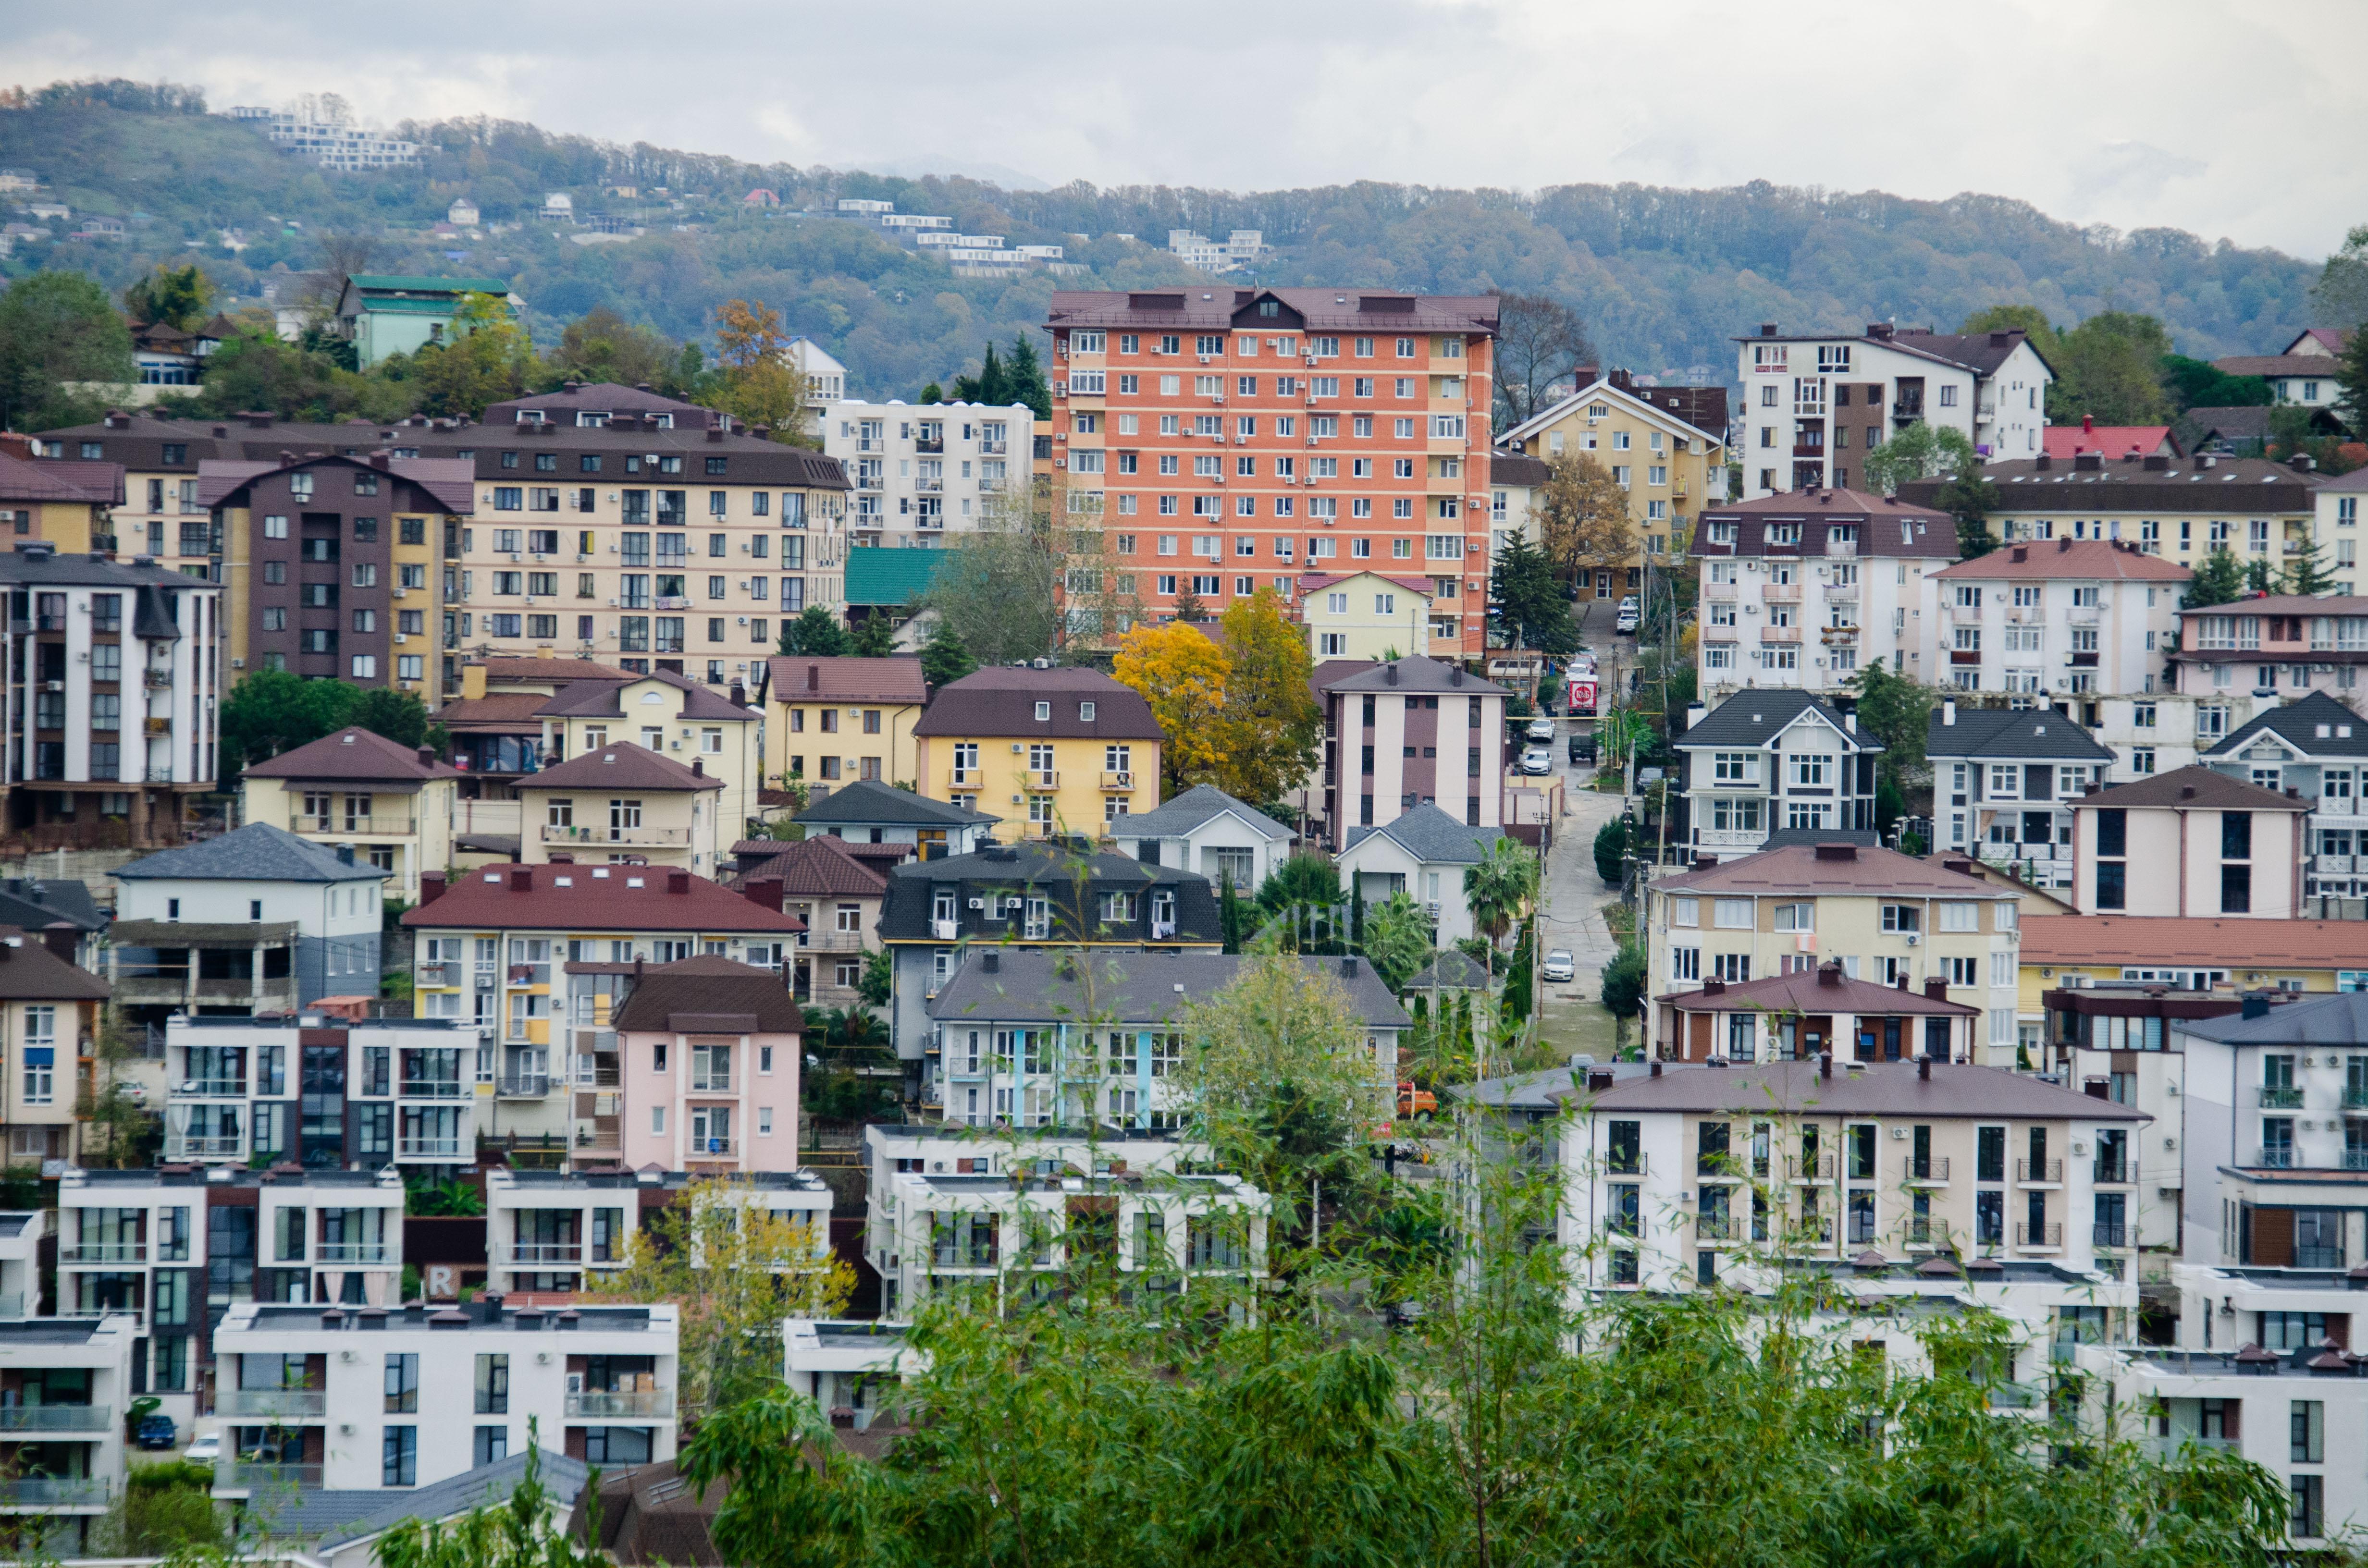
[1528,598,1638,1065]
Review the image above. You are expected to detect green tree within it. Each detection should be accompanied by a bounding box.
[1490,535,1580,653]
[1219,871,1244,955]
[1359,891,1433,993]
[2058,312,2177,424]
[1937,472,2002,559]
[923,491,1061,666]
[950,340,1009,405]
[2161,354,2271,412]
[1461,837,1540,977]
[2338,316,2368,442]
[918,620,976,688]
[0,270,136,429]
[1593,815,1628,886]
[1861,419,1976,496]
[353,687,430,748]
[1492,293,1596,426]
[1845,660,1935,795]
[2184,546,2247,609]
[777,604,850,656]
[376,1429,605,1568]
[856,948,891,1008]
[409,292,533,418]
[918,381,943,404]
[1001,333,1052,420]
[218,668,361,779]
[1171,585,1209,623]
[849,613,898,657]
[541,306,681,390]
[1599,940,1647,1020]
[121,263,211,331]
[1253,854,1345,953]
[2312,224,2368,332]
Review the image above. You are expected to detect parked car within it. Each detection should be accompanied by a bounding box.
[1520,747,1554,775]
[1524,715,1557,742]
[1542,949,1577,983]
[1397,1081,1439,1121]
[1614,596,1641,634]
[134,1412,176,1450]
[183,1431,221,1463]
[1567,731,1597,764]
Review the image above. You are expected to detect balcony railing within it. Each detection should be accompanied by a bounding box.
[295,815,417,836]
[1907,1157,1950,1183]
[497,1074,552,1099]
[2093,1224,2129,1249]
[397,1137,466,1158]
[1788,1156,1835,1180]
[2258,1148,2296,1169]
[174,1078,247,1098]
[216,1388,327,1420]
[60,1242,145,1264]
[0,1292,24,1319]
[2260,1086,2305,1108]
[2093,1159,2134,1184]
[2343,1150,2368,1171]
[1694,1216,1737,1241]
[564,1389,675,1419]
[164,1134,245,1160]
[2014,1223,2062,1248]
[2145,1434,2241,1460]
[1603,1153,1647,1176]
[314,1242,393,1264]
[400,1079,470,1099]
[2017,1159,2063,1183]
[502,1242,585,1266]
[543,824,690,846]
[213,1461,322,1493]
[416,962,458,988]
[0,1404,109,1432]
[1099,771,1135,791]
[686,1138,738,1159]
[690,1075,734,1094]
[0,1477,110,1508]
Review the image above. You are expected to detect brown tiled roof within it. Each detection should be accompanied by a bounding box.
[2074,764,2308,813]
[537,670,752,723]
[433,693,551,730]
[742,834,888,898]
[1933,538,2189,582]
[0,927,108,1001]
[481,656,621,683]
[613,956,803,1034]
[2023,914,2368,968]
[403,865,805,933]
[194,453,476,515]
[521,741,722,793]
[242,725,460,782]
[1583,1059,2148,1121]
[1912,454,2322,515]
[2212,355,2338,378]
[1488,450,1551,488]
[1324,655,1509,697]
[913,665,1162,740]
[1657,969,1977,1016]
[1047,287,1499,334]
[763,655,927,705]
[2,452,123,504]
[1691,489,1953,560]
[1654,842,2006,898]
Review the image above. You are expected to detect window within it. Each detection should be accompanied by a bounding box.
[382,1424,417,1485]
[476,1353,509,1414]
[384,1352,419,1413]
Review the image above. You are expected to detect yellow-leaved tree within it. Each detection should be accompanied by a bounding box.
[1214,588,1322,808]
[1112,621,1229,796]
[711,298,801,436]
[1535,452,1636,585]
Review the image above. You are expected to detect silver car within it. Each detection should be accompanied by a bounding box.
[1520,747,1554,775]
[1541,949,1576,983]
[1524,716,1557,743]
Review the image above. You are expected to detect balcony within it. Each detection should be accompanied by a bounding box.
[1099,770,1135,791]
[914,437,944,454]
[1758,626,1801,644]
[314,1242,393,1264]
[498,1074,552,1099]
[501,1242,585,1266]
[2093,1159,2134,1185]
[948,766,979,789]
[1905,1219,1943,1247]
[2318,856,2357,877]
[397,1136,466,1159]
[543,823,690,847]
[565,1389,675,1420]
[2093,1224,2130,1249]
[216,1388,327,1420]
[212,1461,322,1494]
[2067,651,2100,669]
[1788,1155,1835,1181]
[174,1077,247,1098]
[1704,582,1737,601]
[1906,1158,1949,1184]
[0,1477,110,1509]
[1949,649,1984,666]
[931,917,959,941]
[685,1138,738,1160]
[60,1242,145,1264]
[1603,1153,1647,1176]
[1761,583,1802,602]
[416,962,458,988]
[2014,1223,2062,1248]
[1693,1216,1738,1241]
[164,1133,245,1160]
[2257,1148,2296,1169]
[2016,1159,2063,1184]
[142,670,174,689]
[2145,1434,2241,1460]
[400,1078,470,1100]
[0,1404,109,1432]
[1028,771,1060,789]
[2260,1086,2305,1108]
[296,815,416,836]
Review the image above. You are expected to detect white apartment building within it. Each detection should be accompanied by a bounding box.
[783,1320,920,1430]
[224,105,420,170]
[208,1298,678,1495]
[0,1211,39,1319]
[481,1167,831,1295]
[1,543,222,845]
[2313,465,2365,595]
[1926,701,2116,886]
[1167,230,1266,273]
[55,1164,407,1431]
[156,1013,474,1171]
[822,401,1031,547]
[859,1123,1270,1320]
[1929,538,2187,699]
[1671,689,1885,863]
[0,1314,137,1548]
[785,337,846,438]
[1735,322,2052,499]
[2201,692,2368,900]
[1689,490,1954,697]
[111,823,387,1009]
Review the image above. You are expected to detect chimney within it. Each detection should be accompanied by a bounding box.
[1896,973,1910,990]
[1759,323,1778,337]
[1384,663,1398,686]
[1844,712,1856,735]
[509,867,532,891]
[2035,453,2052,470]
[1340,956,1357,978]
[1867,323,1894,342]
[692,758,704,777]
[982,951,999,973]
[2057,536,2072,552]
[2243,992,2270,1020]
[2011,545,2027,563]
[1818,962,1842,988]
[2075,453,2103,472]
[1989,331,2010,347]
[1449,666,1463,686]
[2180,784,2195,799]
[2291,453,2318,472]
[2084,1079,2109,1099]
[1942,698,1955,727]
[807,665,819,692]
[741,876,784,912]
[416,745,435,766]
[1588,1069,1614,1094]
[1649,1060,1663,1077]
[2144,453,2171,471]
[1813,843,1857,861]
[1701,979,1726,998]
[728,680,745,708]
[1819,1052,1833,1078]
[707,426,724,442]
[419,872,446,906]
[2082,414,2094,434]
[1685,701,1707,732]
[667,870,691,894]
[1918,1054,1932,1079]
[1924,977,1949,1001]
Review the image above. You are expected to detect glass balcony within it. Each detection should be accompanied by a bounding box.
[0,1403,109,1431]
[564,1389,675,1419]
[0,1477,109,1508]
[215,1388,327,1420]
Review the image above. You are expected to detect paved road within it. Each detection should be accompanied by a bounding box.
[1531,747,1630,1065]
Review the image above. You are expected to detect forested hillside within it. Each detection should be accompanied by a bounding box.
[0,79,2332,404]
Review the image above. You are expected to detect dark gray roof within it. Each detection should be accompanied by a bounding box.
[794,778,998,828]
[1324,656,1510,697]
[1586,1060,2149,1120]
[1108,784,1291,843]
[928,949,1409,1029]
[2205,693,2368,761]
[261,1450,591,1550]
[1341,804,1507,864]
[2176,992,2368,1048]
[1452,1058,1663,1107]
[112,823,388,884]
[0,878,103,932]
[0,545,204,590]
[877,842,1222,945]
[1676,689,1880,753]
[1926,706,2114,763]
[1757,827,1883,852]
[1407,949,1493,990]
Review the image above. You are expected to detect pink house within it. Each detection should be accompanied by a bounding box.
[613,956,804,1172]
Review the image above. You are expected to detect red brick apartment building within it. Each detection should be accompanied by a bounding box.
[1043,289,1499,656]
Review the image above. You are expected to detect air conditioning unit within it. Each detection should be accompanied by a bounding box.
[230,657,244,669]
[394,633,407,645]
[1233,433,1248,445]
[1197,354,1212,364]
[737,616,748,625]
[968,897,985,909]
[1011,794,1023,804]
[508,553,521,562]
[1011,742,1024,753]
[607,598,619,607]
[1904,932,1920,946]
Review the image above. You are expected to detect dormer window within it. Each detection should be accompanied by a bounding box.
[1034,702,1051,721]
[1080,702,1096,721]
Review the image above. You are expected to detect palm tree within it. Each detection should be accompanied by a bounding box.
[1462,837,1540,980]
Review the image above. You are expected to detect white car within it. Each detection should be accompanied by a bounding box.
[1614,597,1641,634]
[1541,949,1576,983]
[184,1431,222,1464]
[1520,747,1554,776]
[1524,716,1557,743]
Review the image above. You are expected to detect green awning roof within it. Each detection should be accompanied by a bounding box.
[348,275,512,294]
[844,546,951,608]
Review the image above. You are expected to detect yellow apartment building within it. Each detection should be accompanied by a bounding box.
[760,654,928,791]
[1301,570,1434,660]
[238,725,459,898]
[0,931,111,1168]
[1494,372,1729,600]
[515,741,726,875]
[0,449,122,552]
[912,665,1165,836]
[2013,914,2365,1044]
[535,669,765,841]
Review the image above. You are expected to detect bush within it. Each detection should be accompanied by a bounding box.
[1592,816,1628,885]
[1600,942,1647,1020]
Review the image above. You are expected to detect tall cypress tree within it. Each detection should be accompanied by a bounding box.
[1219,874,1242,955]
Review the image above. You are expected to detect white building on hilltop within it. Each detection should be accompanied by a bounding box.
[226,104,419,170]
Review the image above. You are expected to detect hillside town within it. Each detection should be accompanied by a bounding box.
[1,46,2367,1568]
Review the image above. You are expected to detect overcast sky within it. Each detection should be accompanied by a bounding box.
[9,0,2363,258]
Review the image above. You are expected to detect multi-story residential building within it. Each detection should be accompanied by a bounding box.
[226,108,421,172]
[198,451,465,693]
[436,655,609,835]
[157,1013,475,1171]
[760,654,927,791]
[2067,765,2313,919]
[925,949,1406,1130]
[2210,328,2353,410]
[611,956,803,1171]
[786,776,998,860]
[1650,963,1980,1065]
[1928,537,2187,698]
[55,1163,407,1431]
[2200,692,2368,901]
[1493,369,1728,598]
[1108,784,1294,892]
[0,1313,136,1549]
[860,1122,1269,1319]
[2171,592,2368,706]
[1298,569,1434,659]
[0,448,121,553]
[329,274,516,366]
[1309,655,1511,845]
[912,665,1162,834]
[1043,289,1500,653]
[821,401,1032,546]
[735,835,887,1013]
[875,842,1222,1070]
[1735,322,2053,498]
[535,667,764,840]
[207,1297,678,1495]
[1335,805,1509,949]
[1566,1056,2148,1310]
[1483,449,1547,579]
[2310,465,2364,596]
[1689,490,1954,696]
[239,726,459,899]
[1670,689,1884,863]
[1643,843,2024,1064]
[484,381,708,432]
[1,542,221,845]
[786,338,846,438]
[402,866,805,1157]
[112,823,386,1007]
[0,878,105,972]
[0,1210,42,1318]
[1926,700,2115,885]
[0,926,108,1169]
[481,1167,831,1295]
[782,1319,919,1429]
[518,742,726,876]
[1906,451,2325,576]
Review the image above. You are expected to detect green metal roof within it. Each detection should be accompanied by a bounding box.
[355,297,480,317]
[844,547,950,607]
[347,275,512,294]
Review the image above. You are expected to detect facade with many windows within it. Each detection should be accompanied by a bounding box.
[1671,689,1883,863]
[2068,765,2312,919]
[2201,692,2368,900]
[1926,701,2116,887]
[2171,594,2368,706]
[911,666,1162,833]
[821,400,1032,547]
[1928,537,2187,699]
